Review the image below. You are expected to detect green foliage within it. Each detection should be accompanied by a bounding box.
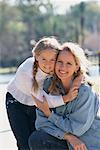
[0,0,100,67]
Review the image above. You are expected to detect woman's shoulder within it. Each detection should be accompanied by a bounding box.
[78,83,93,98]
[79,83,91,91]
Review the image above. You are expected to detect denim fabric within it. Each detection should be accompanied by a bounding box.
[28,130,69,150]
[6,92,36,150]
[36,78,100,150]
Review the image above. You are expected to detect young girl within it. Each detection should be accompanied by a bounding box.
[6,37,82,150]
[29,42,100,150]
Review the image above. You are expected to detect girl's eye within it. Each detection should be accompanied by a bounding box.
[57,60,63,64]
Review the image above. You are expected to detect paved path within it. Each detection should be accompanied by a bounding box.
[0,84,17,150]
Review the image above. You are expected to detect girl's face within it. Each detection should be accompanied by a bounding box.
[36,49,57,74]
[55,50,79,82]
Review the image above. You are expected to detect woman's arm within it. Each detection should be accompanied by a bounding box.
[47,86,97,136]
[36,109,87,150]
[35,109,65,139]
[64,133,87,150]
[34,85,98,136]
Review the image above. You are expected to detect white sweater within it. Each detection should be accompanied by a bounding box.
[7,57,64,107]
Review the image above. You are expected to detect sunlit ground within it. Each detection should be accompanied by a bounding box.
[0,84,17,150]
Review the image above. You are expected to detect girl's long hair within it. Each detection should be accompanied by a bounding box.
[32,36,61,93]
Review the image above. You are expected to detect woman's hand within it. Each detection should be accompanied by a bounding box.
[64,133,87,150]
[31,94,51,117]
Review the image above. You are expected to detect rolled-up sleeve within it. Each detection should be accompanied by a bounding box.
[36,109,65,140]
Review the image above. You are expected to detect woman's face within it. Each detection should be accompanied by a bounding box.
[36,49,57,74]
[55,50,79,82]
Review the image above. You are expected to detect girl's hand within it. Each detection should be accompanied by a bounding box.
[72,73,84,89]
[63,86,78,103]
[31,94,51,117]
[64,133,87,150]
[63,73,84,103]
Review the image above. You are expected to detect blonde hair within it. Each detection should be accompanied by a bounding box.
[49,42,91,94]
[61,42,90,75]
[32,36,61,93]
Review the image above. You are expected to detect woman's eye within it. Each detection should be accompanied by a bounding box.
[51,59,56,62]
[67,62,72,66]
[42,58,46,61]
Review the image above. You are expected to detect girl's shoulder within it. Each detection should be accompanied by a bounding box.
[17,57,34,72]
[20,57,34,68]
[15,57,34,78]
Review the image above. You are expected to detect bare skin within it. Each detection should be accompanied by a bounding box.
[64,133,87,150]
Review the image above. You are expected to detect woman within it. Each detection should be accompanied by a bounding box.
[6,37,82,150]
[29,42,100,150]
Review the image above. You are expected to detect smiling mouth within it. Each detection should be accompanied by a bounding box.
[59,70,68,74]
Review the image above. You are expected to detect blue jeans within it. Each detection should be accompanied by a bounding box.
[28,130,69,150]
[6,92,36,150]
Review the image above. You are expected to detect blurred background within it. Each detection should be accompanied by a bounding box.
[0,0,100,149]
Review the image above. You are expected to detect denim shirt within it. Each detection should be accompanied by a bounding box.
[35,77,100,150]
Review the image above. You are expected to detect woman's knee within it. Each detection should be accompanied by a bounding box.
[28,131,37,149]
[28,130,50,150]
[28,130,68,150]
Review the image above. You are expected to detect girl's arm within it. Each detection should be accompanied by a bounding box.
[16,58,82,107]
[32,74,83,108]
[32,86,79,108]
[63,73,83,103]
[15,58,34,96]
[42,86,78,107]
[44,73,83,107]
